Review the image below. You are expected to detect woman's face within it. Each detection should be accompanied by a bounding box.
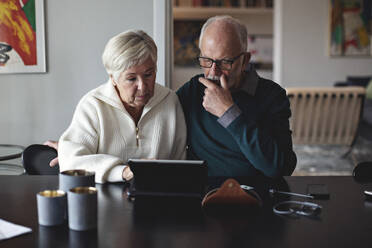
[112,57,156,110]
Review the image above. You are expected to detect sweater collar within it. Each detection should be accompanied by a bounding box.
[91,79,170,114]
[238,63,258,96]
[142,83,170,116]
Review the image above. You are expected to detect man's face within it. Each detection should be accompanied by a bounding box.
[199,23,247,89]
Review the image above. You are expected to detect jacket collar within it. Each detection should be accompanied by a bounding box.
[239,63,258,96]
[91,79,170,115]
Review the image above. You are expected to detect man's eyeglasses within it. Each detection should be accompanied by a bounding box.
[273,200,322,217]
[197,52,244,71]
[240,185,322,217]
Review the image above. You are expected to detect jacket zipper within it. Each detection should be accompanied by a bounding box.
[136,126,139,147]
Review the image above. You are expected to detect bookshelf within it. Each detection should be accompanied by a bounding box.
[172,0,274,90]
[173,0,273,20]
[173,7,272,20]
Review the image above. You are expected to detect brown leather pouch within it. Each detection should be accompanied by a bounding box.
[202,178,261,211]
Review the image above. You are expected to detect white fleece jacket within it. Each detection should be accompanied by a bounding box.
[59,80,187,183]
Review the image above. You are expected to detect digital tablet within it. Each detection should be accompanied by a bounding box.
[127,159,208,198]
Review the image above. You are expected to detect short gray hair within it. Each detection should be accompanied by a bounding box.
[102,30,157,81]
[199,15,247,52]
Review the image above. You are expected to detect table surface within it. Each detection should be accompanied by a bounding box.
[1,175,372,248]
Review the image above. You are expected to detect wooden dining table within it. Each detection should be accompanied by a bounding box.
[1,175,372,248]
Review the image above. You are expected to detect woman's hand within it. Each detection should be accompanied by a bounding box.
[122,158,156,181]
[122,166,133,181]
[44,140,59,167]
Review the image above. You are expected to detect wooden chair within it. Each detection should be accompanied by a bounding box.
[286,87,366,146]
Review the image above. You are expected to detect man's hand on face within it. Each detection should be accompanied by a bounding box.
[199,75,234,118]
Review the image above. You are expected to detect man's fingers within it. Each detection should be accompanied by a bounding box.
[49,157,59,167]
[220,75,228,89]
[199,77,216,89]
[202,98,208,110]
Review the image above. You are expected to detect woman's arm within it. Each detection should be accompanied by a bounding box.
[58,98,127,183]
[170,98,187,160]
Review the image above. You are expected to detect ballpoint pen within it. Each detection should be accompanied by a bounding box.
[240,185,314,199]
[269,189,314,199]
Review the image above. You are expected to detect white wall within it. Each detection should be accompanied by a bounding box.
[154,0,173,88]
[0,0,154,146]
[274,0,372,87]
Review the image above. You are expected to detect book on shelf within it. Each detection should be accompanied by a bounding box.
[174,0,273,8]
[175,0,242,7]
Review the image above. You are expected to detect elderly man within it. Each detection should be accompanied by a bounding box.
[176,15,296,177]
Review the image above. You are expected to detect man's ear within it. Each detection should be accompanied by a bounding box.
[242,52,251,70]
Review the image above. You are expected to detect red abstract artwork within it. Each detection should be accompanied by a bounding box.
[0,0,45,73]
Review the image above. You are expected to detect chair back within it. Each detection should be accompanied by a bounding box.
[22,144,59,175]
[287,87,366,145]
[0,144,25,175]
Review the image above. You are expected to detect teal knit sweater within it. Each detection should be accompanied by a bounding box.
[176,73,296,177]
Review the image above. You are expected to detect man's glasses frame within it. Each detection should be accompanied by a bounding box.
[197,52,245,71]
[273,200,322,217]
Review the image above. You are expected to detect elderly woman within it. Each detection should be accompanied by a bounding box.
[58,30,186,183]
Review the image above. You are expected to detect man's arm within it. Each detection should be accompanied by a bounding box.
[219,89,296,177]
[199,77,296,177]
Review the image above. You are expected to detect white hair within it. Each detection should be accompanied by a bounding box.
[199,15,247,52]
[102,30,157,81]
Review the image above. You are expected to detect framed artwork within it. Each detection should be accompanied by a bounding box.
[248,35,273,70]
[330,0,372,56]
[174,20,203,67]
[0,0,46,73]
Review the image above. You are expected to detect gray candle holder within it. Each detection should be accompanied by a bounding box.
[68,186,98,231]
[37,190,67,226]
[59,170,95,193]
